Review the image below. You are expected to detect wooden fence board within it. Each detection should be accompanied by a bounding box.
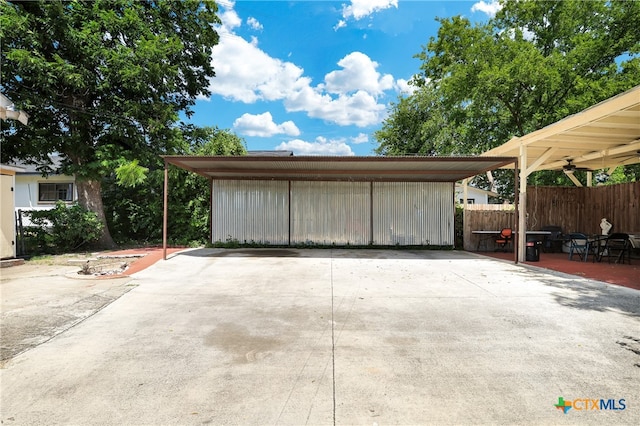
[463,182,640,251]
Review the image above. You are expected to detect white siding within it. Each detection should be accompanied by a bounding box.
[15,174,77,209]
[211,180,289,244]
[373,182,454,246]
[290,181,369,245]
[210,180,454,247]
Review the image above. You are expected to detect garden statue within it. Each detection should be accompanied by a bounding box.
[600,218,612,235]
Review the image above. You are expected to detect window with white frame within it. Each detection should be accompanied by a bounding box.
[38,183,74,202]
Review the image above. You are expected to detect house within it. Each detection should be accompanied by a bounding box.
[12,155,77,225]
[454,184,499,205]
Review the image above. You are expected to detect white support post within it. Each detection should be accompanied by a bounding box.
[518,142,528,263]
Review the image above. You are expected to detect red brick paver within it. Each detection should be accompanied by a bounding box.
[97,247,186,278]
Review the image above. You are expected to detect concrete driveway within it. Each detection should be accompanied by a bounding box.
[1,248,639,425]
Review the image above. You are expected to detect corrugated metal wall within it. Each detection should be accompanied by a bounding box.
[291,181,370,245]
[373,182,454,245]
[210,180,454,246]
[211,180,289,244]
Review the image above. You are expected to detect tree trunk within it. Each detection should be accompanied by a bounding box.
[76,179,117,249]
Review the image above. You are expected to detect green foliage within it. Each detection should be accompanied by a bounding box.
[375,87,451,156]
[115,160,149,188]
[1,0,221,171]
[23,202,104,253]
[454,206,464,249]
[1,0,221,247]
[375,0,640,197]
[102,126,246,245]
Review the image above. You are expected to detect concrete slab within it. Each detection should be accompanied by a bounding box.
[1,248,639,425]
[0,260,135,362]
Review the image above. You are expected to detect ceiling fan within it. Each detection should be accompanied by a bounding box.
[562,159,590,174]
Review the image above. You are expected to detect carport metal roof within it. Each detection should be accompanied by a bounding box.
[161,155,520,262]
[162,155,517,183]
[481,85,640,172]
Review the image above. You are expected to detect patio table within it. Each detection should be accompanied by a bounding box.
[628,233,640,249]
[472,230,501,251]
[472,230,551,251]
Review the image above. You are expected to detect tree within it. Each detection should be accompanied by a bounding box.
[102,126,246,245]
[375,0,640,196]
[375,87,446,156]
[0,0,221,248]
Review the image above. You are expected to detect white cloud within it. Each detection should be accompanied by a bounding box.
[333,20,347,31]
[208,2,396,128]
[285,87,386,127]
[233,112,300,137]
[209,29,310,103]
[218,3,241,30]
[275,136,354,156]
[215,0,235,8]
[324,52,394,96]
[351,133,369,144]
[471,1,502,17]
[395,78,418,95]
[247,17,263,31]
[341,0,398,21]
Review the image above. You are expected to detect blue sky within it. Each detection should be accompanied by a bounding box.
[187,0,501,155]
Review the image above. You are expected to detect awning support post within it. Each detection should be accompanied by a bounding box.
[518,142,527,263]
[163,161,168,261]
[514,157,520,264]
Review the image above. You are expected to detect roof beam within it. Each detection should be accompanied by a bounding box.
[525,147,559,175]
[563,170,584,187]
[543,139,640,170]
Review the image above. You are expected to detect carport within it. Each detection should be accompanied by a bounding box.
[481,85,640,261]
[161,156,517,258]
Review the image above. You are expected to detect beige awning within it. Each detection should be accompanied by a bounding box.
[480,85,639,262]
[481,85,640,172]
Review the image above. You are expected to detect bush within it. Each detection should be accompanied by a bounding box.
[454,205,464,249]
[23,201,104,253]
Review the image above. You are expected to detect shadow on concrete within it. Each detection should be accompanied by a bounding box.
[176,247,489,261]
[511,265,640,318]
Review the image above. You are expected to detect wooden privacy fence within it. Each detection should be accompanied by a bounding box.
[464,181,640,251]
[464,207,516,251]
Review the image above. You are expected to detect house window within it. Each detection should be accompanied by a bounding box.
[459,198,475,204]
[39,183,74,202]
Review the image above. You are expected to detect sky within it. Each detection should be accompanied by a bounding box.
[186,0,501,156]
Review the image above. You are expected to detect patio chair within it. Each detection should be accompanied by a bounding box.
[494,228,513,252]
[568,233,594,262]
[600,233,632,264]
